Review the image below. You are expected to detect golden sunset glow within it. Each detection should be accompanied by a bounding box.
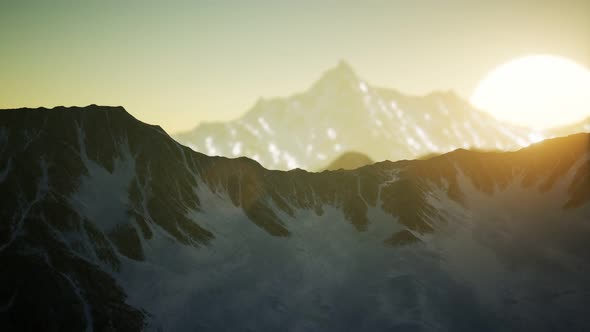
[471,55,590,129]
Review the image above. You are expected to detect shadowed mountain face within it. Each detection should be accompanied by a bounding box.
[174,61,590,171]
[1,106,590,331]
[322,151,374,171]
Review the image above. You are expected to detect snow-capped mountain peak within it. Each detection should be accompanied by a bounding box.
[175,62,590,171]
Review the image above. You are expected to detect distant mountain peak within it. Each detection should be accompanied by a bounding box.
[174,62,590,171]
[335,59,355,74]
[312,60,361,92]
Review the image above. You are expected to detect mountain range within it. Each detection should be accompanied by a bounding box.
[1,105,589,331]
[174,61,590,170]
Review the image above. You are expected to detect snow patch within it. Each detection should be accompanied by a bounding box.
[205,136,217,155]
[117,181,413,331]
[258,117,274,135]
[232,142,242,156]
[359,81,368,93]
[69,128,136,233]
[326,128,337,140]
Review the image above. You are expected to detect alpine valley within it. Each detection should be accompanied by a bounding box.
[1,106,589,331]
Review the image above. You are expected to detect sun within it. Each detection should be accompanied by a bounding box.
[471,55,590,129]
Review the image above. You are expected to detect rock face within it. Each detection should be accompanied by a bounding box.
[1,105,590,331]
[174,61,590,170]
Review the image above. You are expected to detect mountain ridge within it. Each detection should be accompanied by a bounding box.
[1,105,590,331]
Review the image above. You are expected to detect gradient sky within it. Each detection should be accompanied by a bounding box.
[1,0,589,133]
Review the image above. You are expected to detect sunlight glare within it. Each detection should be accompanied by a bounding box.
[471,55,590,129]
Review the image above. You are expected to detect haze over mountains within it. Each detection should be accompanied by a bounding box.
[175,61,590,171]
[322,151,374,171]
[1,106,589,331]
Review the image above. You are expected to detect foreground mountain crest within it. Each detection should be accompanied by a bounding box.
[1,105,589,331]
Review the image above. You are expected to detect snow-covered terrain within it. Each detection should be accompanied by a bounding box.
[1,105,589,331]
[174,61,590,170]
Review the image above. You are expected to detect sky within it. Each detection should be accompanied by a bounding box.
[1,0,589,133]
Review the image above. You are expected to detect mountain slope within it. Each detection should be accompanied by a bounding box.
[1,105,590,331]
[174,61,590,170]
